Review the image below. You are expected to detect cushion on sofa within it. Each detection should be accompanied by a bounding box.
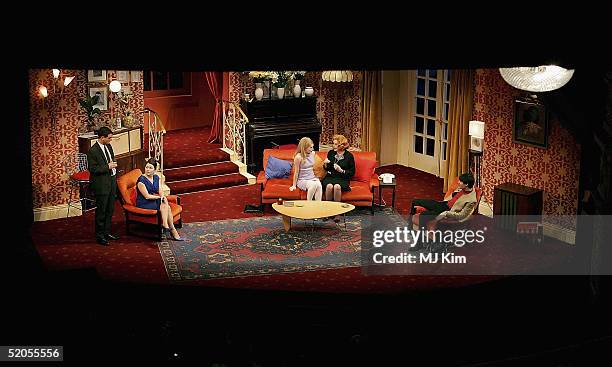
[265,155,293,179]
[352,155,377,183]
[313,154,327,180]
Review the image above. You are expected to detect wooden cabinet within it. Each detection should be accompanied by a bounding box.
[494,182,543,231]
[78,126,146,175]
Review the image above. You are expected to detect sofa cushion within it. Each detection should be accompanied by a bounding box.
[313,154,327,180]
[353,155,377,183]
[265,155,293,179]
[262,179,301,199]
[343,181,375,201]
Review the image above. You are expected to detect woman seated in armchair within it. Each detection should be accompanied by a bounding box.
[136,158,184,241]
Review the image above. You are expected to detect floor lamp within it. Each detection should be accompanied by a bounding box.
[469,120,492,213]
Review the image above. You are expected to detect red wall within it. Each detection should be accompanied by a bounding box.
[144,72,219,132]
[475,69,580,230]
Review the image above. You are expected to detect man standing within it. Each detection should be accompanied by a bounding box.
[87,126,120,246]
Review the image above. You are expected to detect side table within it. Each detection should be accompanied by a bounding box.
[378,178,397,208]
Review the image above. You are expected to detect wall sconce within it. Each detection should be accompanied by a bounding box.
[499,65,574,92]
[109,80,132,128]
[38,69,75,122]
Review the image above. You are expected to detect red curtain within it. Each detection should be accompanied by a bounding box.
[205,72,222,143]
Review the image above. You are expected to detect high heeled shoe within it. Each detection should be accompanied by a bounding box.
[161,227,171,238]
[170,228,184,241]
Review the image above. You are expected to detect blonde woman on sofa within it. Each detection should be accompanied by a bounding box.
[290,137,323,201]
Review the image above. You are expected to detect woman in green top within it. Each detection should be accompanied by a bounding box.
[321,134,355,203]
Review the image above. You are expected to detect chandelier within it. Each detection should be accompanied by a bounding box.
[499,65,574,92]
[321,70,354,82]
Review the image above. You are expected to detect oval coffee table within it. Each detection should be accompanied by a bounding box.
[272,200,355,231]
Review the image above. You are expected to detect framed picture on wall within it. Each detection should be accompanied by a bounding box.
[88,70,107,82]
[116,70,129,82]
[513,99,549,148]
[89,86,108,111]
[130,70,142,83]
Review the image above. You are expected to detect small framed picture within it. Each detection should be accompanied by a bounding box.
[88,70,107,82]
[513,99,549,148]
[116,70,129,82]
[130,70,142,83]
[89,86,108,111]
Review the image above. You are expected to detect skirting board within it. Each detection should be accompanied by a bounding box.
[33,203,82,222]
[478,201,575,245]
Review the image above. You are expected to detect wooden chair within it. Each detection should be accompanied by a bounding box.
[117,169,183,240]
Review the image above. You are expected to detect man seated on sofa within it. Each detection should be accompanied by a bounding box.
[410,172,477,230]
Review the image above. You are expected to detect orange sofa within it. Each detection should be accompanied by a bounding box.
[256,149,379,212]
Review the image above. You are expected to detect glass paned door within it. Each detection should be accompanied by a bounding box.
[407,69,450,178]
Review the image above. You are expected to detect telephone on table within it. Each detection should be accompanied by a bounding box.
[379,173,395,184]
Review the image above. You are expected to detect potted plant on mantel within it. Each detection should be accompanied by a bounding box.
[78,94,102,133]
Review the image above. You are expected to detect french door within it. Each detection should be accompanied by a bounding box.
[406,69,450,177]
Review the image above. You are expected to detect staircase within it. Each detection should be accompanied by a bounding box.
[163,148,249,195]
[144,109,252,195]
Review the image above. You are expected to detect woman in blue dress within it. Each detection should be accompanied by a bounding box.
[136,158,183,241]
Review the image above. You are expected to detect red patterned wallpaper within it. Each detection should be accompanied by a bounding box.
[30,69,144,209]
[474,69,580,230]
[229,71,363,149]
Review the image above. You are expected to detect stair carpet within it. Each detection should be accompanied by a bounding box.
[163,149,248,195]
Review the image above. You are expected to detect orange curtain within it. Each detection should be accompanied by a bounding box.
[360,71,382,156]
[444,69,475,192]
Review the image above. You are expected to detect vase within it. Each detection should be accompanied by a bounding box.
[293,80,301,98]
[277,87,285,100]
[255,83,264,101]
[305,86,314,97]
[263,80,271,99]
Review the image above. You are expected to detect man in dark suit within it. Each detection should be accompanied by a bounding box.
[87,126,120,246]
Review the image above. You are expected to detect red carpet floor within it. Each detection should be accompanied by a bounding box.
[31,164,575,294]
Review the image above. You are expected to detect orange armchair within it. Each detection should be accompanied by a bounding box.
[117,169,183,240]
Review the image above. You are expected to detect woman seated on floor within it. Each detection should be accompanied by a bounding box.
[290,137,323,201]
[136,158,184,241]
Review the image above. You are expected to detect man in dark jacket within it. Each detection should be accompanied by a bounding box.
[87,126,120,246]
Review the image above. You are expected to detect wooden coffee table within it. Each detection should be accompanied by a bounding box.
[272,200,355,231]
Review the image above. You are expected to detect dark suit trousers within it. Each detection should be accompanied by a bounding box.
[94,175,117,240]
[411,199,449,228]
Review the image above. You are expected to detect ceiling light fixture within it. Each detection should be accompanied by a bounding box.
[499,65,574,92]
[321,70,354,83]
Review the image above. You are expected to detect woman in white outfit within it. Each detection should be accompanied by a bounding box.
[290,137,322,201]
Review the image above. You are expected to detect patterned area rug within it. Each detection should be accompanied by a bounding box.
[158,207,405,281]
